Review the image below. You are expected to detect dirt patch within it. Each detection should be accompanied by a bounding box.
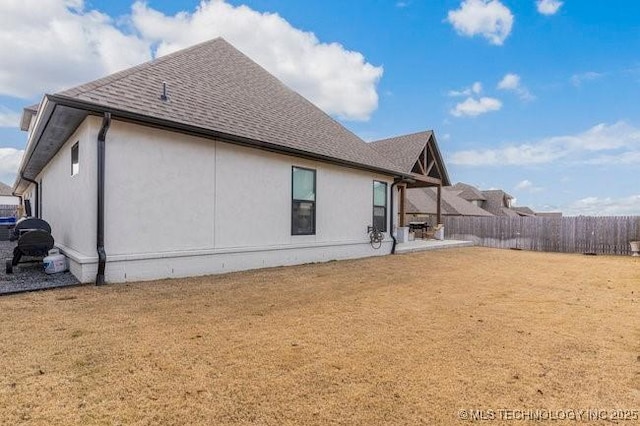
[1,247,639,425]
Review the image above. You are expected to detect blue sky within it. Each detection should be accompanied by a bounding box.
[1,0,639,215]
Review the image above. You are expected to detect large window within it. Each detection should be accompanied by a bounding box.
[373,181,387,232]
[292,167,316,235]
[71,142,79,176]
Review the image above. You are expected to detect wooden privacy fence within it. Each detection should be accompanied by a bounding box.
[0,205,18,218]
[443,216,640,255]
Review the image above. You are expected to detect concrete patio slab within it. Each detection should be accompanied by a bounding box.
[395,239,474,254]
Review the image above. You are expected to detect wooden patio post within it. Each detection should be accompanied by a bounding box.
[399,184,406,227]
[436,184,442,224]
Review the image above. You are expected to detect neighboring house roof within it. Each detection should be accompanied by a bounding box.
[405,198,422,216]
[17,38,442,192]
[512,206,536,217]
[0,182,14,196]
[406,187,494,217]
[406,187,455,216]
[369,131,451,187]
[481,189,514,201]
[500,207,521,217]
[481,189,516,216]
[441,188,494,216]
[451,182,486,201]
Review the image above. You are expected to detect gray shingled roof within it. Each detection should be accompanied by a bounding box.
[512,206,536,216]
[54,38,402,174]
[405,187,455,215]
[451,182,486,201]
[406,187,494,216]
[0,182,14,196]
[481,190,518,216]
[501,207,521,217]
[368,131,433,172]
[369,131,451,186]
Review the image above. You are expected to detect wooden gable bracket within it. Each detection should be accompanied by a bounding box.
[410,137,444,182]
[426,136,444,181]
[412,147,426,175]
[425,145,436,176]
[418,146,428,175]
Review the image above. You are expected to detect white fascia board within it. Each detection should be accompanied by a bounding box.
[12,95,54,192]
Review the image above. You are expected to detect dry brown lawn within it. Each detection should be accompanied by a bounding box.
[1,247,640,425]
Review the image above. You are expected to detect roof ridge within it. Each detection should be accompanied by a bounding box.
[29,37,416,178]
[59,37,226,97]
[370,129,433,144]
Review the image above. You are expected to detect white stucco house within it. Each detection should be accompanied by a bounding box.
[14,38,449,284]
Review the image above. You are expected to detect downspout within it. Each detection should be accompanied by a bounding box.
[390,177,416,255]
[20,173,39,218]
[96,112,111,285]
[389,179,401,254]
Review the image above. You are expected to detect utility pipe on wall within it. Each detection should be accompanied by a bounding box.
[389,177,415,255]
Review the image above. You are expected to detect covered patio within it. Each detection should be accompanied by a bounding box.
[371,130,450,243]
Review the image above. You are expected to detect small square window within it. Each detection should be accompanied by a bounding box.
[71,142,79,176]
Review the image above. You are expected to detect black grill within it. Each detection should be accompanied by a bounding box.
[5,218,55,274]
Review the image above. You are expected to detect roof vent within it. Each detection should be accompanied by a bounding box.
[160,81,169,101]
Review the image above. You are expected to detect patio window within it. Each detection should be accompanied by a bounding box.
[71,142,79,176]
[292,166,316,235]
[373,181,387,232]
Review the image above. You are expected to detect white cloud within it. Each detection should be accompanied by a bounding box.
[536,0,563,16]
[0,0,151,98]
[451,143,561,165]
[497,73,535,101]
[515,179,543,193]
[450,96,502,117]
[564,195,640,216]
[569,122,640,151]
[515,179,532,190]
[0,106,20,127]
[497,73,519,90]
[570,71,603,87]
[0,147,24,185]
[448,81,503,118]
[586,151,640,165]
[0,0,382,121]
[450,121,640,166]
[446,0,514,46]
[130,1,382,121]
[448,81,483,97]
